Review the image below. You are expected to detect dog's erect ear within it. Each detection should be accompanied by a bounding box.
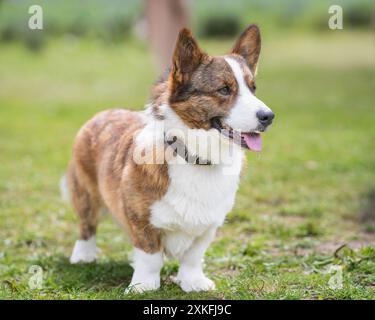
[232,25,261,75]
[171,28,205,85]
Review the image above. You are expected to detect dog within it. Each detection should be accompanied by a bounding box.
[63,25,274,293]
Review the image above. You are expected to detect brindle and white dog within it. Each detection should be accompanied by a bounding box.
[63,25,274,292]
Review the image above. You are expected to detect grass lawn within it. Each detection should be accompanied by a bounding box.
[0,31,375,299]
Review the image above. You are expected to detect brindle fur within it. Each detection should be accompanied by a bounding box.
[68,109,168,252]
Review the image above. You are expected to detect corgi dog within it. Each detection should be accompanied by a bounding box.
[64,25,274,293]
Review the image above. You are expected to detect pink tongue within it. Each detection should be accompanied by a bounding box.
[243,133,262,152]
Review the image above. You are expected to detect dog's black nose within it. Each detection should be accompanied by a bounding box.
[256,110,275,126]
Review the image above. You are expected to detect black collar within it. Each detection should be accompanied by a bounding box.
[165,136,212,165]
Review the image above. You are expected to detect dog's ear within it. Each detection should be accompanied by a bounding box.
[171,28,205,85]
[231,25,261,75]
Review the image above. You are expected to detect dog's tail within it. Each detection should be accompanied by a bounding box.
[59,174,70,203]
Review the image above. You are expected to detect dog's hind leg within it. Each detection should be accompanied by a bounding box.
[67,163,101,264]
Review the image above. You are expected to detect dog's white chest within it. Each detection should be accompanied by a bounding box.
[150,155,243,236]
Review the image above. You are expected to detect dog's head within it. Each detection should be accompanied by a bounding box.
[168,25,274,152]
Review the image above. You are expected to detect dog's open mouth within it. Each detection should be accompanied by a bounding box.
[211,117,262,152]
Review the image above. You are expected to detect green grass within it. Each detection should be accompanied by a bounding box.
[1,31,375,299]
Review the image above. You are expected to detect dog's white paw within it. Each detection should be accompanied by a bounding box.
[125,277,160,294]
[177,274,216,292]
[125,249,163,294]
[70,237,99,264]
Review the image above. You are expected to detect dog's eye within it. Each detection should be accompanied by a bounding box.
[250,84,257,92]
[218,86,231,96]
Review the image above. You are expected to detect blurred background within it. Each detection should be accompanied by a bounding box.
[0,0,375,299]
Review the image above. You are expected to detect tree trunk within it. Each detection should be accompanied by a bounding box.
[145,0,190,71]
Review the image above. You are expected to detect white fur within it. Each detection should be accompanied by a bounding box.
[126,248,163,293]
[224,57,272,132]
[133,108,166,165]
[134,103,244,292]
[151,157,242,243]
[175,226,217,292]
[70,236,98,263]
[149,159,241,292]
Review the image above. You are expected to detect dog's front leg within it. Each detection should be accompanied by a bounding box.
[125,217,164,293]
[176,226,217,292]
[126,248,163,293]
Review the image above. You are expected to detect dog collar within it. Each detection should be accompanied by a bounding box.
[164,136,212,166]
